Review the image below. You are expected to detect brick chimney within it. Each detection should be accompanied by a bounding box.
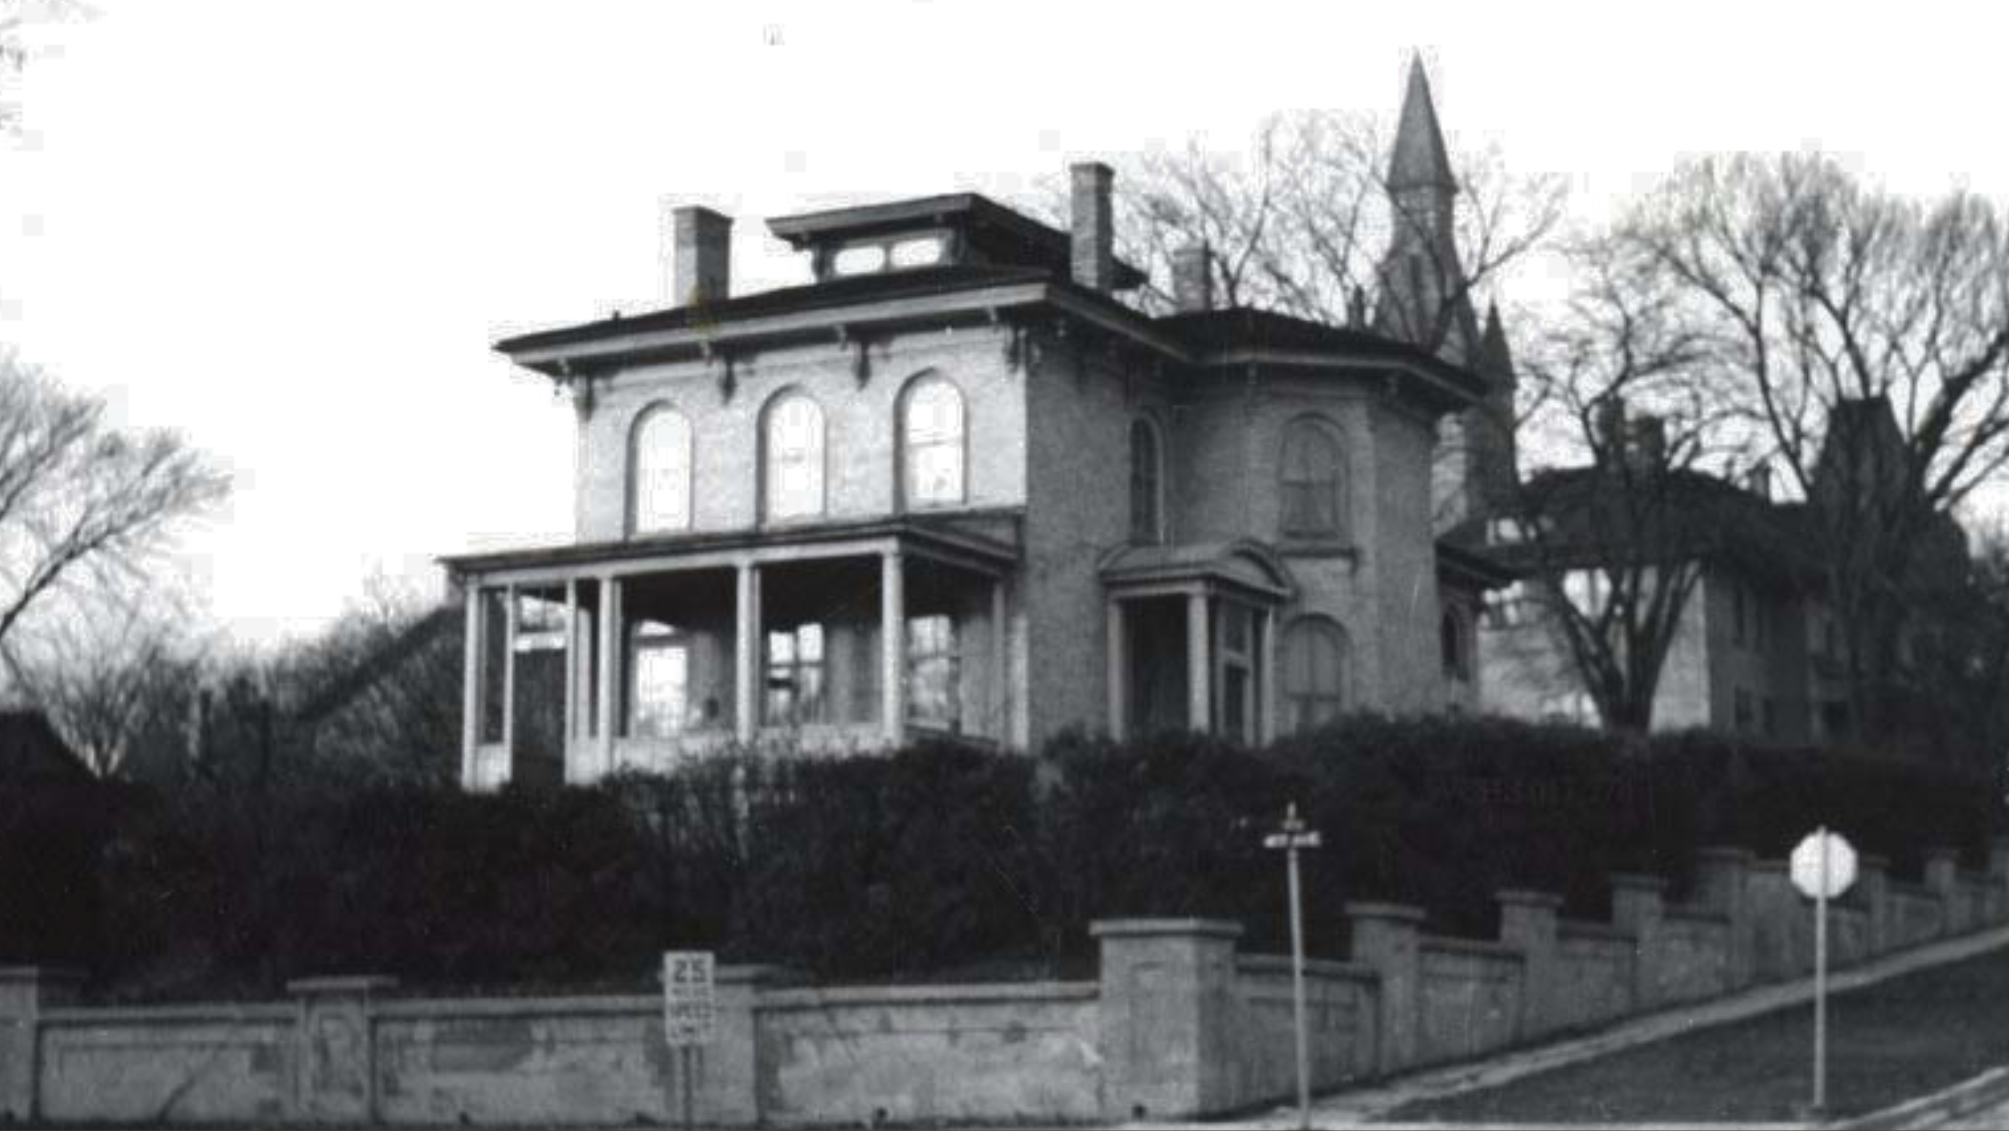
[666,204,732,307]
[1628,415,1667,471]
[1070,162,1116,292]
[1172,243,1213,312]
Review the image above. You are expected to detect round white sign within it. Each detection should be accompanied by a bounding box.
[1790,829,1858,900]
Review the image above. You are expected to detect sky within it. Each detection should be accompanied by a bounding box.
[2,0,2006,647]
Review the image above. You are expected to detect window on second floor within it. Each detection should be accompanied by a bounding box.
[901,374,964,508]
[629,404,693,534]
[1280,417,1346,540]
[1129,416,1163,543]
[763,390,825,521]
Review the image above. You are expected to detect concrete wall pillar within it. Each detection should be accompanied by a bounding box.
[288,976,394,1124]
[1495,890,1562,1040]
[1987,839,2009,924]
[1346,902,1426,1075]
[1608,874,1666,1011]
[685,964,790,1128]
[0,967,81,1123]
[1855,853,1891,955]
[1694,847,1756,988]
[1924,847,1960,938]
[1092,918,1243,1122]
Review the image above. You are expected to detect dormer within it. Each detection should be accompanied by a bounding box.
[766,183,1147,291]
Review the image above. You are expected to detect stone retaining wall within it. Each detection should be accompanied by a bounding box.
[5,837,2009,1126]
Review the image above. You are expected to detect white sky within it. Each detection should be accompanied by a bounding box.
[2,0,2006,647]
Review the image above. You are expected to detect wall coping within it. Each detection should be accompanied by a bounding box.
[1557,920,1631,943]
[652,963,803,989]
[1496,889,1566,910]
[1237,954,1379,984]
[41,1002,298,1027]
[1663,906,1732,927]
[1860,853,1892,870]
[0,966,85,985]
[1694,846,1758,864]
[376,995,660,1021]
[1421,935,1525,962]
[1609,872,1669,893]
[286,975,397,995]
[1750,859,1789,875]
[1890,880,1939,899]
[1343,901,1428,923]
[759,980,1099,1012]
[1089,917,1244,940]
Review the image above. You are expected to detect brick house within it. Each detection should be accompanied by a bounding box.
[444,67,1512,789]
[1470,397,1970,742]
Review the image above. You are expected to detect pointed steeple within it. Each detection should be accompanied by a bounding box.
[1476,301,1514,382]
[1388,53,1457,195]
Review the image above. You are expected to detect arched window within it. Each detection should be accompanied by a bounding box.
[1441,609,1470,682]
[901,374,964,507]
[762,391,825,521]
[1280,417,1346,539]
[1282,616,1349,733]
[1129,417,1163,543]
[629,404,692,534]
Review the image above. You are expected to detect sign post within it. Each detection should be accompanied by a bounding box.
[1264,803,1322,1131]
[1790,828,1857,1119]
[662,950,716,1131]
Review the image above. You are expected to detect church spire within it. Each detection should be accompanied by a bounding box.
[1477,301,1514,381]
[1387,53,1457,195]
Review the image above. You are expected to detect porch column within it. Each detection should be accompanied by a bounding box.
[882,548,907,746]
[500,584,518,775]
[734,561,760,743]
[563,580,579,759]
[1187,589,1211,731]
[992,578,1009,742]
[598,577,620,775]
[1106,597,1127,740]
[460,582,480,788]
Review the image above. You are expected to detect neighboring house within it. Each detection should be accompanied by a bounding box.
[443,65,1514,789]
[0,709,95,788]
[1468,397,1967,743]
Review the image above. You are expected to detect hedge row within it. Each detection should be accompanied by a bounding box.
[3,716,2000,999]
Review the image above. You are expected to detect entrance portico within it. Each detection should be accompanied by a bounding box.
[449,519,1018,788]
[1100,541,1293,744]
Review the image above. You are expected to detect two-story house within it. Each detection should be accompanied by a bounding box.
[443,70,1511,789]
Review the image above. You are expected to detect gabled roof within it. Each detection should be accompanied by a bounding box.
[1388,55,1457,195]
[0,709,94,787]
[1452,466,1819,587]
[1099,539,1295,601]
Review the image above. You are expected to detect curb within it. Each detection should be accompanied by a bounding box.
[1829,1066,2009,1130]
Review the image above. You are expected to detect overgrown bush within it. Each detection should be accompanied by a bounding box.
[3,717,1998,999]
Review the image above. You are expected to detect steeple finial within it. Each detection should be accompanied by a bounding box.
[1388,53,1457,195]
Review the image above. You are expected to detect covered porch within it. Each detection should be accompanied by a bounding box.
[451,522,1018,789]
[1101,540,1294,745]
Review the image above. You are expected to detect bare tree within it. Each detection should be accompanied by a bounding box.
[1487,234,1743,732]
[0,350,230,653]
[1622,153,2009,739]
[0,586,201,776]
[1056,112,1566,340]
[0,0,91,135]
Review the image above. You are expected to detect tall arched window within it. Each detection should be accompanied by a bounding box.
[1129,417,1163,543]
[763,391,825,521]
[629,404,692,534]
[1280,417,1346,539]
[1441,609,1470,682]
[901,374,965,507]
[1282,616,1349,733]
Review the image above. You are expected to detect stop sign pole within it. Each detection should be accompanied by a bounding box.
[1791,826,1857,1119]
[1264,803,1322,1131]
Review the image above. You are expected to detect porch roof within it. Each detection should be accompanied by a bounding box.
[1099,539,1296,601]
[439,510,1023,580]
